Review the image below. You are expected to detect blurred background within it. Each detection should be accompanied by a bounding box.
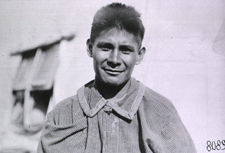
[0,0,225,152]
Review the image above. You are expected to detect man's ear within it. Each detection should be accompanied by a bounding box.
[86,39,93,57]
[136,47,146,65]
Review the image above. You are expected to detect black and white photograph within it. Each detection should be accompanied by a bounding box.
[0,0,224,153]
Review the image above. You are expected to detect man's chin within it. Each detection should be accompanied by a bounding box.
[103,78,128,87]
[97,74,129,87]
[102,79,121,87]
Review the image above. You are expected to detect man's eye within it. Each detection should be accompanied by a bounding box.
[97,43,113,51]
[101,47,110,51]
[121,50,131,54]
[120,46,133,54]
[121,48,133,54]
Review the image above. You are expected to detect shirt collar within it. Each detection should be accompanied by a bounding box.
[77,78,145,121]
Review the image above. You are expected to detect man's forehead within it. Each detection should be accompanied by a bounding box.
[94,28,142,45]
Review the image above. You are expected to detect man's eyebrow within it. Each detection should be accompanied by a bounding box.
[96,42,113,47]
[120,45,135,50]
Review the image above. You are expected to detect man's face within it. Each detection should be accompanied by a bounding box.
[87,28,145,86]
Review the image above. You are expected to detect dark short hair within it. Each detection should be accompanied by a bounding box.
[90,3,145,43]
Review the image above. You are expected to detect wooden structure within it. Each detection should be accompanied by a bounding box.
[11,34,74,132]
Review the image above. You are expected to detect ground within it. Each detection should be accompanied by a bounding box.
[0,97,40,153]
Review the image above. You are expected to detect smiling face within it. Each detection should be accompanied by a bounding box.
[87,28,145,87]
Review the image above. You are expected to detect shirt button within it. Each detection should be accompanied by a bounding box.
[104,105,112,114]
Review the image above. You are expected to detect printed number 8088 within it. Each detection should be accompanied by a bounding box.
[206,140,225,152]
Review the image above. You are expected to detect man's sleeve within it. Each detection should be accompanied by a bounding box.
[37,99,88,153]
[159,112,197,153]
[138,88,197,153]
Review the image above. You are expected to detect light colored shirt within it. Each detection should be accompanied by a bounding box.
[37,78,197,153]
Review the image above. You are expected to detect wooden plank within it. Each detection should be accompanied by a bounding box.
[23,48,42,128]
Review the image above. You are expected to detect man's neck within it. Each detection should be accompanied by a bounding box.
[95,77,131,101]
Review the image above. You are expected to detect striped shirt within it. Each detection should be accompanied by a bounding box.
[37,78,196,153]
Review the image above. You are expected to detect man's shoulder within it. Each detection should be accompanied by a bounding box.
[46,80,96,125]
[46,95,83,125]
[52,80,95,113]
[142,86,178,115]
[138,85,180,130]
[54,95,78,111]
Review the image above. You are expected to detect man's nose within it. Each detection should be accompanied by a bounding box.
[107,49,121,66]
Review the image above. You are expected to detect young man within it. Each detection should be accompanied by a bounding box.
[38,3,196,153]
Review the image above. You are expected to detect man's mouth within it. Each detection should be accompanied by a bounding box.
[103,68,123,75]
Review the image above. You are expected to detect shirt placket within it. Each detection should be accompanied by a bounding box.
[100,105,119,153]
